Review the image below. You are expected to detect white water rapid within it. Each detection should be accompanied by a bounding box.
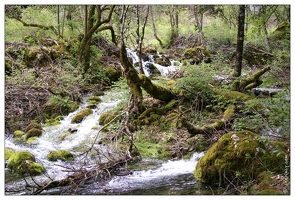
[126,48,181,77]
[5,91,121,182]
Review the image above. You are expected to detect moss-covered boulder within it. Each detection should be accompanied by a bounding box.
[25,121,42,132]
[71,108,93,123]
[87,96,102,105]
[7,151,45,176]
[26,128,43,140]
[155,56,171,66]
[13,130,25,142]
[25,121,43,140]
[184,46,211,64]
[194,131,288,189]
[104,66,121,83]
[47,150,74,161]
[5,148,16,161]
[99,110,118,126]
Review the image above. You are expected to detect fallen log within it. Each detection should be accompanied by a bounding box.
[182,104,236,137]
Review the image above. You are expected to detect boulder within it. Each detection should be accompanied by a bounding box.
[194,131,288,189]
[7,151,45,176]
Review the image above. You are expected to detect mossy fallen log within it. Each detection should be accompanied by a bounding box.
[233,66,271,92]
[120,41,176,111]
[182,104,235,137]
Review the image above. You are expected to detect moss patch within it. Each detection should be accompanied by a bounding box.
[194,131,287,189]
[5,148,16,161]
[47,150,74,161]
[71,108,93,123]
[7,151,45,176]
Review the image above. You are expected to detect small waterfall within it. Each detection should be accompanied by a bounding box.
[126,48,181,77]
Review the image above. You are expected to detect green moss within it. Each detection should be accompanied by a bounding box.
[26,128,43,140]
[217,90,252,101]
[45,118,62,126]
[71,108,93,123]
[5,148,16,161]
[104,66,121,82]
[194,131,287,188]
[7,151,45,175]
[13,130,25,138]
[47,150,74,161]
[87,96,102,105]
[249,171,286,194]
[26,121,42,132]
[184,46,211,64]
[26,136,39,144]
[99,110,117,125]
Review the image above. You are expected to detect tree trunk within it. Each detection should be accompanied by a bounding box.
[119,6,175,114]
[233,5,246,78]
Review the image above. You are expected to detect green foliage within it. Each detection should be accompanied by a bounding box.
[203,17,237,51]
[232,91,290,140]
[176,63,216,108]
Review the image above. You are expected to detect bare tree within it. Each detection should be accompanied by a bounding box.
[150,6,163,47]
[136,5,149,74]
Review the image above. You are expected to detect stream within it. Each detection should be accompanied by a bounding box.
[5,49,208,195]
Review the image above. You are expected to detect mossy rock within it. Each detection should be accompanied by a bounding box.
[104,66,121,82]
[7,151,45,176]
[5,148,16,161]
[71,108,93,123]
[13,130,25,139]
[26,136,39,145]
[194,131,287,188]
[25,121,42,132]
[99,110,117,126]
[155,56,171,66]
[47,150,74,161]
[184,46,211,64]
[45,115,63,126]
[87,96,102,105]
[93,91,104,96]
[26,128,43,140]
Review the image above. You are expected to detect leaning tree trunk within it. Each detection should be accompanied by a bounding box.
[120,6,175,114]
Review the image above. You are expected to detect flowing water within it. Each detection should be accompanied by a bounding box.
[5,49,208,195]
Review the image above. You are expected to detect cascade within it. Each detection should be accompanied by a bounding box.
[126,48,181,77]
